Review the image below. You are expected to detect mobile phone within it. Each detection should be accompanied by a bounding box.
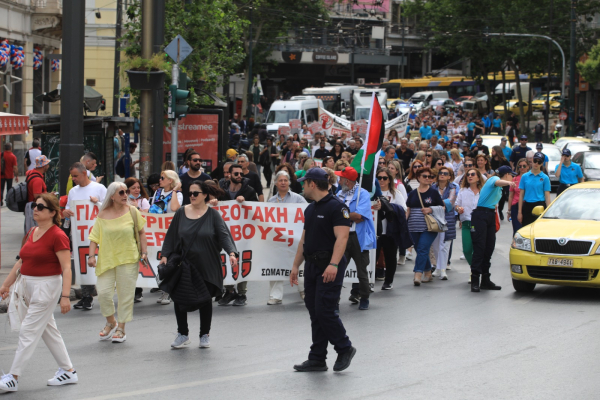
[140,258,149,267]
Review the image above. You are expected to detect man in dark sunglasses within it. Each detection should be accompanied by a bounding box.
[180,151,211,205]
[219,164,258,307]
[517,152,551,228]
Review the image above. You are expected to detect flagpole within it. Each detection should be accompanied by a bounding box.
[356,92,377,204]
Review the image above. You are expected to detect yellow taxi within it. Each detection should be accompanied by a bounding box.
[509,182,600,292]
[530,93,562,111]
[494,100,530,116]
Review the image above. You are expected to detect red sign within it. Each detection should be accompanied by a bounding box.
[0,113,29,136]
[309,121,321,134]
[163,114,219,173]
[352,119,368,135]
[289,119,301,130]
[278,126,291,136]
[559,112,567,121]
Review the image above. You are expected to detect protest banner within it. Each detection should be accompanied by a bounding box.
[352,120,368,135]
[309,121,321,134]
[278,125,291,136]
[289,119,302,133]
[71,200,376,288]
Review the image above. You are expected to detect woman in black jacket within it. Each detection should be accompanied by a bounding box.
[161,180,238,349]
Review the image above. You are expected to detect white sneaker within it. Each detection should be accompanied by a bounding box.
[267,298,282,305]
[47,368,78,386]
[446,264,452,270]
[406,252,413,261]
[432,268,438,277]
[158,292,171,305]
[199,334,210,348]
[0,374,17,393]
[460,255,466,260]
[440,270,448,280]
[171,333,191,349]
[397,255,406,265]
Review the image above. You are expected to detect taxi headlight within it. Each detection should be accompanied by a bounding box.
[512,232,532,252]
[595,245,600,255]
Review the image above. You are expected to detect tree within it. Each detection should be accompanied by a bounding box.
[120,0,247,115]
[578,40,600,84]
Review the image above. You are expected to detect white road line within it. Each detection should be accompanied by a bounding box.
[81,369,283,400]
[0,345,18,351]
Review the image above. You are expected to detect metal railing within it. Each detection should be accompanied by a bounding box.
[31,0,62,8]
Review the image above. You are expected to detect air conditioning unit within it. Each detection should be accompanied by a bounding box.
[380,78,389,83]
[357,78,365,85]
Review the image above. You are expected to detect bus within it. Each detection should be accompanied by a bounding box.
[380,76,481,108]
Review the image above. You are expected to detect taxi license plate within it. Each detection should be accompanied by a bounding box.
[547,258,573,267]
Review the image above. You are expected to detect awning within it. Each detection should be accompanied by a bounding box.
[0,112,29,136]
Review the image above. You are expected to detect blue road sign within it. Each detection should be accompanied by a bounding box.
[165,35,193,63]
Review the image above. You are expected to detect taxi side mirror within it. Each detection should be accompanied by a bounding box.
[532,206,544,216]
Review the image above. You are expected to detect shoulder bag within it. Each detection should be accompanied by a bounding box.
[416,190,443,232]
[130,206,142,258]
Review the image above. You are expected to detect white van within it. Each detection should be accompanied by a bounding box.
[408,91,449,111]
[266,96,323,137]
[494,82,531,102]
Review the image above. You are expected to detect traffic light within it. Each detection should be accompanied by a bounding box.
[168,72,190,120]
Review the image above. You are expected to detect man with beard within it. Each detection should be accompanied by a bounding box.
[219,164,258,307]
[237,154,264,202]
[179,152,212,205]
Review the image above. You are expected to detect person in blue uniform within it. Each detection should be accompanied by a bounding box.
[290,168,356,372]
[518,152,551,227]
[555,149,583,196]
[470,165,517,292]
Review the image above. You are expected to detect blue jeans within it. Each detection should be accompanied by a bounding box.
[410,231,438,273]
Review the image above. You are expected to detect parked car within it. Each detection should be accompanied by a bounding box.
[541,144,562,190]
[473,92,488,101]
[509,181,600,292]
[564,142,592,155]
[555,137,590,151]
[494,100,530,116]
[455,95,473,107]
[427,98,458,113]
[531,93,562,111]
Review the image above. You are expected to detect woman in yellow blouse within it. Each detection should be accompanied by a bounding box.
[88,182,147,343]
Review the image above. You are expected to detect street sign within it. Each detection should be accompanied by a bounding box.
[559,111,567,121]
[165,35,193,63]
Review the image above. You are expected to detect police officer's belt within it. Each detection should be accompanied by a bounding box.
[304,251,333,272]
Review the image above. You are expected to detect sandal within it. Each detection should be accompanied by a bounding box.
[99,322,117,341]
[414,272,422,286]
[112,327,126,343]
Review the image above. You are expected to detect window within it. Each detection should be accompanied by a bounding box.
[305,108,318,123]
[86,79,96,86]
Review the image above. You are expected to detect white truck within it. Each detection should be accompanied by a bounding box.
[494,82,531,102]
[265,96,323,137]
[351,89,388,121]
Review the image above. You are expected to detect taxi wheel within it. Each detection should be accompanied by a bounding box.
[512,279,536,293]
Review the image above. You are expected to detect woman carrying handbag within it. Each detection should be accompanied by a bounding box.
[0,194,77,393]
[88,182,148,343]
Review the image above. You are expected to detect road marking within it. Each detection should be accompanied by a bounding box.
[81,369,282,400]
[0,345,18,351]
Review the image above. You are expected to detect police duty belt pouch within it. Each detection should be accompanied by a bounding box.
[304,251,333,273]
[416,190,443,233]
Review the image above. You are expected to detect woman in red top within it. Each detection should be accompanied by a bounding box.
[0,193,77,394]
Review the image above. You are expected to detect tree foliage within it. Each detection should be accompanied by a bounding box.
[577,40,600,84]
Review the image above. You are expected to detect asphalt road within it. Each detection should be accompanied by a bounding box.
[2,211,600,400]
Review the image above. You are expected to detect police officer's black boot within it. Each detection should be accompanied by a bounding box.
[480,274,502,290]
[471,274,480,292]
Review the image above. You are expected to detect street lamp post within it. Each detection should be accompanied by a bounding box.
[246,4,254,127]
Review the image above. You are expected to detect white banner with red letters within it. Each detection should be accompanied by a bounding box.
[71,200,376,288]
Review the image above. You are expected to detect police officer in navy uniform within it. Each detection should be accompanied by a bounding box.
[290,168,357,372]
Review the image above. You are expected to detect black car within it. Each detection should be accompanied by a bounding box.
[572,149,600,181]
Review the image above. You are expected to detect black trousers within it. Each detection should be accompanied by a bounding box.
[376,235,398,284]
[556,183,572,197]
[264,164,273,187]
[174,301,213,337]
[345,232,371,299]
[470,207,496,276]
[497,186,509,218]
[521,201,545,227]
[1,178,13,202]
[304,258,352,361]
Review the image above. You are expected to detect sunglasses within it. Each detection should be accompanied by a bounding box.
[189,191,203,197]
[421,174,435,179]
[466,172,477,177]
[533,159,544,164]
[413,165,423,169]
[464,164,474,168]
[118,189,129,196]
[436,162,443,166]
[231,172,242,176]
[160,176,167,180]
[191,158,201,163]
[439,171,449,176]
[519,164,528,169]
[378,160,386,164]
[377,176,389,181]
[426,154,432,157]
[31,202,51,211]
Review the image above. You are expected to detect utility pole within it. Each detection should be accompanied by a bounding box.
[152,0,165,175]
[246,4,254,124]
[568,0,577,137]
[401,7,405,79]
[545,0,553,141]
[112,0,123,116]
[139,0,155,183]
[59,0,85,195]
[170,55,180,167]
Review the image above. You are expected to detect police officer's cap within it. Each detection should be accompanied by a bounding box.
[533,152,545,161]
[562,149,572,157]
[298,168,328,182]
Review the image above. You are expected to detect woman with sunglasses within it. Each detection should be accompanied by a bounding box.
[405,167,444,285]
[406,160,424,194]
[431,167,458,280]
[150,170,182,214]
[161,181,238,349]
[0,194,77,393]
[507,158,528,234]
[88,182,148,343]
[517,152,551,227]
[125,177,150,212]
[456,168,485,282]
[376,167,407,290]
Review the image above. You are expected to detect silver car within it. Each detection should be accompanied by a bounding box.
[541,144,563,191]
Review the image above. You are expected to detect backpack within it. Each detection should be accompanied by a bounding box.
[25,149,31,167]
[534,124,543,134]
[6,172,43,212]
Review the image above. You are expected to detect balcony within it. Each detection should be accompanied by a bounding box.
[31,0,62,15]
[31,0,62,36]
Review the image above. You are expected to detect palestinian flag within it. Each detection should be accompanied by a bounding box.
[350,93,385,193]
